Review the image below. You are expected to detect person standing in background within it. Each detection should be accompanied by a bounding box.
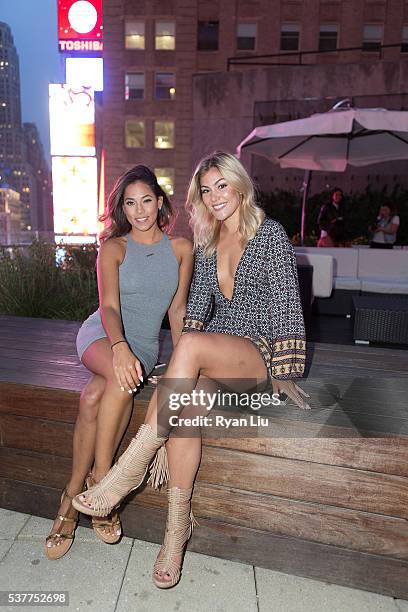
[317,187,346,247]
[369,204,400,249]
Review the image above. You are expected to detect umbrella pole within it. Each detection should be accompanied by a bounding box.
[301,170,311,245]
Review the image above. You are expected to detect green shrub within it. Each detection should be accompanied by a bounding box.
[0,241,98,320]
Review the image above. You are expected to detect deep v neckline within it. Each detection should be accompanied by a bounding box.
[214,238,250,303]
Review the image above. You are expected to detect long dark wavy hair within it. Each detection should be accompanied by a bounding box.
[99,165,173,242]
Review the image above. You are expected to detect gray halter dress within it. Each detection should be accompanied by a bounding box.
[76,233,179,375]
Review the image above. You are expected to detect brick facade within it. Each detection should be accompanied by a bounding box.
[102,0,408,235]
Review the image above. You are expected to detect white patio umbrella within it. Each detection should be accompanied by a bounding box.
[236,101,408,243]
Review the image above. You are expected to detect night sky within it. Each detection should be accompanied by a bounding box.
[0,0,63,163]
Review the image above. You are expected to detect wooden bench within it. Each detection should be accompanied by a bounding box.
[0,316,408,598]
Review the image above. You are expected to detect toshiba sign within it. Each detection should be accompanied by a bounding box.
[58,0,103,54]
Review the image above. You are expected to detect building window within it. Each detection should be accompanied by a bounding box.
[280,24,300,51]
[154,121,175,149]
[155,73,176,100]
[125,73,144,100]
[402,26,408,52]
[155,167,174,195]
[362,24,383,52]
[125,120,145,148]
[237,23,257,51]
[319,24,338,52]
[125,21,145,50]
[197,21,219,51]
[155,21,175,50]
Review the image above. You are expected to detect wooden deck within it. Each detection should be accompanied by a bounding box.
[0,315,407,598]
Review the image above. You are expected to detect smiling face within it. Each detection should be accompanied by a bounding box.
[122,181,163,232]
[199,167,241,222]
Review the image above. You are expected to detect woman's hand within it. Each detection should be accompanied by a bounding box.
[272,379,311,410]
[112,342,143,393]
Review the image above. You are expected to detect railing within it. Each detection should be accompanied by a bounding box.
[227,42,406,71]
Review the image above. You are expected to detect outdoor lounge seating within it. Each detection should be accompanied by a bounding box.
[295,247,408,316]
[353,296,408,345]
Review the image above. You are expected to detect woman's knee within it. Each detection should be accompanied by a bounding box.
[79,378,105,421]
[172,333,203,363]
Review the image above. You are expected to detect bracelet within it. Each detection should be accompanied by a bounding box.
[111,340,127,350]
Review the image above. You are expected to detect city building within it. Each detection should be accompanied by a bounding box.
[0,186,21,244]
[23,123,53,233]
[102,0,408,234]
[0,22,52,239]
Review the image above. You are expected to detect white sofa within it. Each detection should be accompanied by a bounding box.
[357,249,408,294]
[295,252,333,298]
[294,246,408,316]
[295,247,408,295]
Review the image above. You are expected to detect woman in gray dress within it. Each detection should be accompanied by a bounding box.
[73,152,309,587]
[45,165,193,559]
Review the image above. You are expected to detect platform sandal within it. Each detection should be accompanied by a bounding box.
[45,489,78,560]
[72,423,169,517]
[85,474,122,544]
[153,486,198,589]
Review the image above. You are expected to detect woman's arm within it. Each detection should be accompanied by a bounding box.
[97,239,126,345]
[379,222,399,235]
[97,239,143,391]
[254,221,306,380]
[182,246,213,333]
[167,238,194,346]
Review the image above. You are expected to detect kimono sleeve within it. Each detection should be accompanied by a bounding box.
[182,246,213,333]
[252,222,306,379]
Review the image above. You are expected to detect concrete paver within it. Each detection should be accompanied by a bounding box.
[0,514,133,612]
[0,508,30,540]
[116,539,258,612]
[255,567,399,612]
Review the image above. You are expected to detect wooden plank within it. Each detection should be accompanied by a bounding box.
[1,447,408,559]
[1,478,408,599]
[197,446,408,519]
[1,383,408,476]
[204,437,408,477]
[0,368,90,391]
[2,416,408,519]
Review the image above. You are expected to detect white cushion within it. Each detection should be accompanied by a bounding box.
[358,249,408,278]
[296,246,358,278]
[334,276,362,291]
[296,253,333,298]
[360,278,408,294]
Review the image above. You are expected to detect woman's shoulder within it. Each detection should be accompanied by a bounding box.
[259,217,288,239]
[392,215,400,224]
[168,235,193,261]
[98,236,127,262]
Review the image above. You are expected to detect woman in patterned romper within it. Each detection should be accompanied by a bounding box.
[73,151,309,588]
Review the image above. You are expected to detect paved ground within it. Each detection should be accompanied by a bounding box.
[0,509,406,612]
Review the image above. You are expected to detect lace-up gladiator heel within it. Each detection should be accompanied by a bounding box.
[72,424,169,517]
[153,486,198,589]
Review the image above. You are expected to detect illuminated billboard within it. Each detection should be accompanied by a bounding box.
[49,84,95,156]
[65,57,103,91]
[58,0,103,53]
[52,156,98,238]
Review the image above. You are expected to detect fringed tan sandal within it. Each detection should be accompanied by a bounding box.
[72,424,168,517]
[153,487,198,589]
[85,474,122,544]
[45,489,78,560]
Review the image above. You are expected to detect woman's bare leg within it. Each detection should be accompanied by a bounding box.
[151,332,267,582]
[47,338,133,547]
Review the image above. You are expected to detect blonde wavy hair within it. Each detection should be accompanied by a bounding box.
[186,151,264,256]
